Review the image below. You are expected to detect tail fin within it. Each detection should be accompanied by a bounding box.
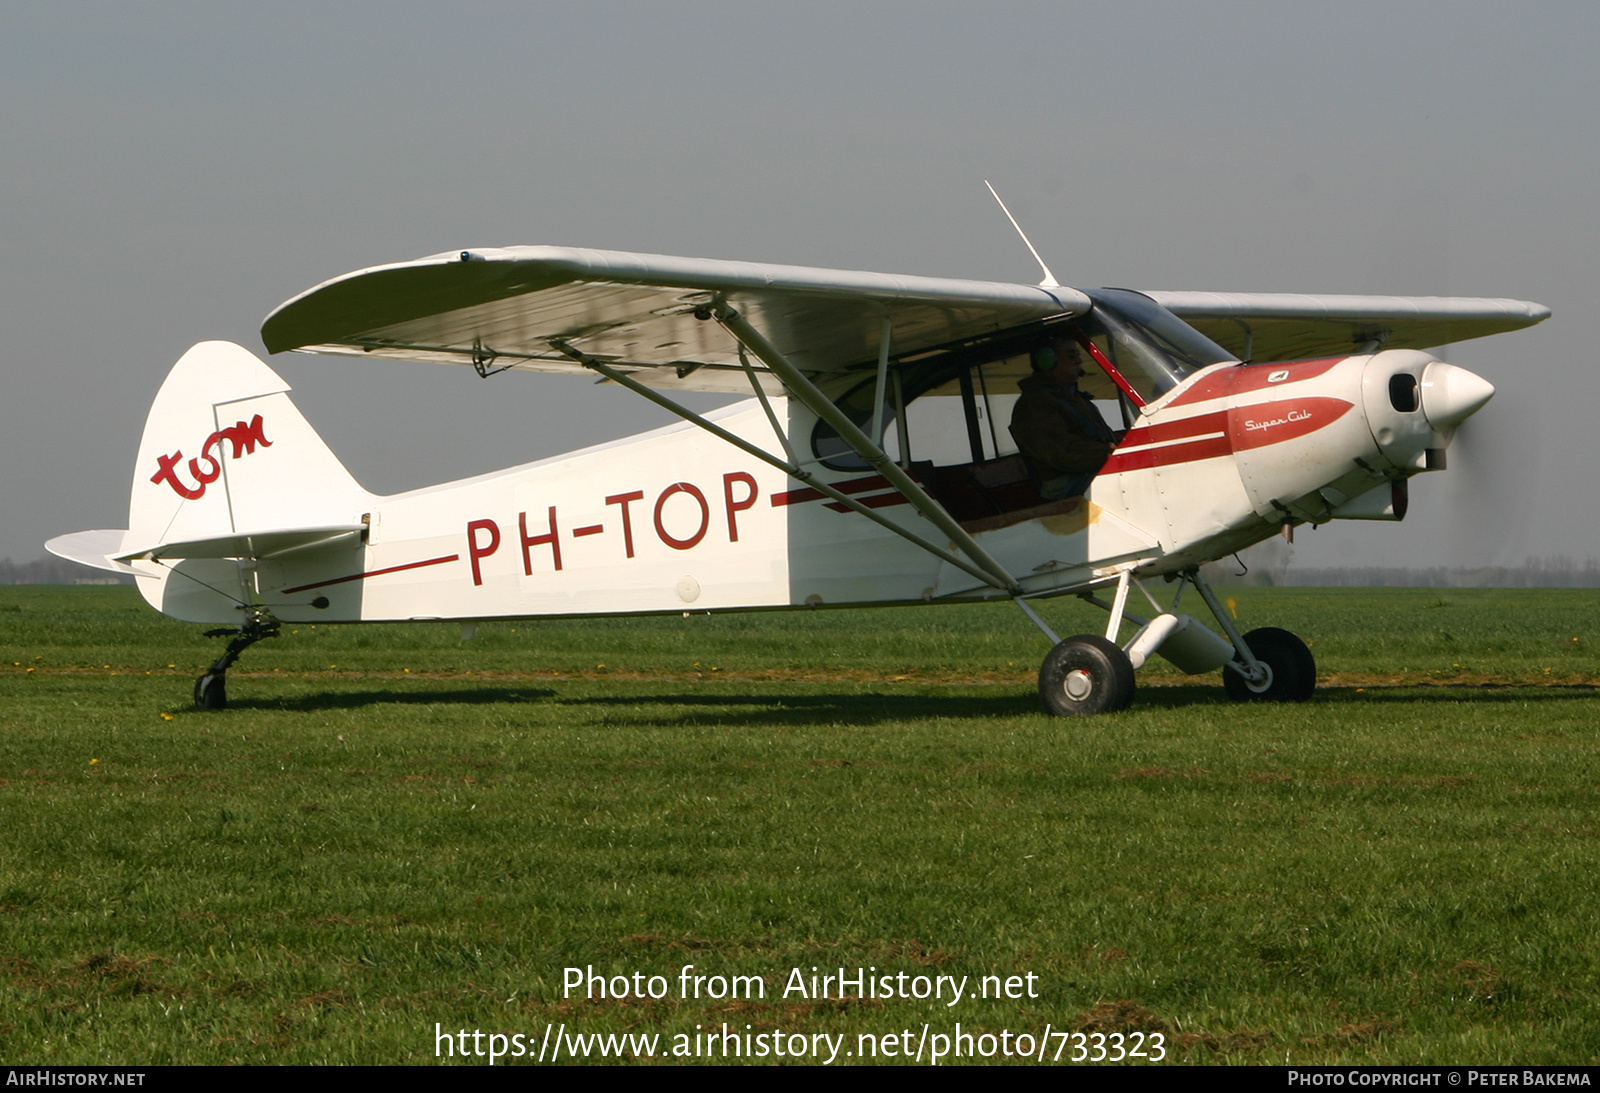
[127,341,371,554]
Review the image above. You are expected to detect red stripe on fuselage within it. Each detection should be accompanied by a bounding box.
[771,487,822,507]
[772,473,906,507]
[823,491,913,513]
[1118,410,1228,450]
[283,553,460,594]
[1229,397,1352,451]
[1102,396,1352,473]
[1165,357,1347,408]
[1102,435,1232,474]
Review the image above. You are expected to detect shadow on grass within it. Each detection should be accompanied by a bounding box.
[222,686,558,712]
[209,678,1593,722]
[228,685,1046,724]
[564,681,1597,726]
[1117,684,1231,711]
[1319,683,1599,703]
[562,690,1051,726]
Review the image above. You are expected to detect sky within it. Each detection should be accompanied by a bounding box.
[3,1,1596,573]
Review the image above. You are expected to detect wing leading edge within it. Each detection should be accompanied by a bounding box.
[261,246,1092,392]
[1147,290,1550,363]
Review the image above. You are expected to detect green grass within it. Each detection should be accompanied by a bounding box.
[1,587,1598,1064]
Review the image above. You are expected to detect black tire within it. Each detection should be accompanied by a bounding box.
[1039,635,1136,716]
[194,672,227,710]
[1222,627,1315,703]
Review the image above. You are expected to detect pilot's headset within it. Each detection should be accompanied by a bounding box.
[1032,338,1079,373]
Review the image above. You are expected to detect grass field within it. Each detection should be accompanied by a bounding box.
[2,586,1597,1065]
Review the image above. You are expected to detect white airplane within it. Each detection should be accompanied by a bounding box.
[49,244,1547,713]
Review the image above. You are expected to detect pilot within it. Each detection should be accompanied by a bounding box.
[1009,335,1118,500]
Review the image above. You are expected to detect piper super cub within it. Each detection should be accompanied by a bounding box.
[49,243,1548,713]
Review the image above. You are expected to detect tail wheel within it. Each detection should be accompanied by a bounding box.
[1223,627,1316,703]
[194,672,227,710]
[1039,635,1136,716]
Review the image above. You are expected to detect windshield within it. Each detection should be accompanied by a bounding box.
[1079,288,1236,401]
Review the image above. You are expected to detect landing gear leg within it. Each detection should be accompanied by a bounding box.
[1017,571,1147,717]
[194,611,280,710]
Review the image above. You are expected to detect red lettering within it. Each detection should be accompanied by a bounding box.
[466,518,501,586]
[189,435,222,485]
[723,471,758,542]
[150,451,205,500]
[149,415,272,500]
[217,414,272,458]
[605,491,644,558]
[518,507,563,573]
[654,482,709,550]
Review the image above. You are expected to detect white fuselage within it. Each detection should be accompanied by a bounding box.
[133,347,1466,625]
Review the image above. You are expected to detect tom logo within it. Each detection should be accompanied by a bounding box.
[150,415,273,500]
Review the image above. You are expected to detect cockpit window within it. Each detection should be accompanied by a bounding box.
[1078,288,1237,402]
[809,293,1233,470]
[811,345,1108,471]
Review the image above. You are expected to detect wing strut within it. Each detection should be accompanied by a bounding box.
[736,344,800,465]
[869,317,892,449]
[547,340,1014,593]
[713,305,1022,595]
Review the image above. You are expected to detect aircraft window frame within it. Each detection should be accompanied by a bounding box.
[808,298,1232,472]
[810,333,1123,472]
[1081,288,1237,400]
[810,338,1022,470]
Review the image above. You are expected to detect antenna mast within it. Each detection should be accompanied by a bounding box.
[984,180,1059,288]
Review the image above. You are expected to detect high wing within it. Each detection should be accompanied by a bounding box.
[261,247,1550,387]
[1146,290,1550,363]
[261,246,1092,392]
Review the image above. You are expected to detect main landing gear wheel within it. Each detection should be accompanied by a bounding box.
[1223,627,1316,703]
[1039,635,1136,716]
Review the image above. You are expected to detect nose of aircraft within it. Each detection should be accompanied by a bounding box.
[1420,361,1495,431]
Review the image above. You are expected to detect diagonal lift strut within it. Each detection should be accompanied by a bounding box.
[712,306,1022,595]
[547,337,1015,594]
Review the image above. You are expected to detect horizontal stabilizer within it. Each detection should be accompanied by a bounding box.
[46,530,138,575]
[115,525,366,563]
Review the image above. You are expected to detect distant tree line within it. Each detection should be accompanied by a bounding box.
[0,556,131,585]
[1210,553,1600,589]
[1277,555,1600,588]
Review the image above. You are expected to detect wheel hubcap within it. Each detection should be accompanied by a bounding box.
[1064,669,1093,700]
[1246,663,1275,694]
